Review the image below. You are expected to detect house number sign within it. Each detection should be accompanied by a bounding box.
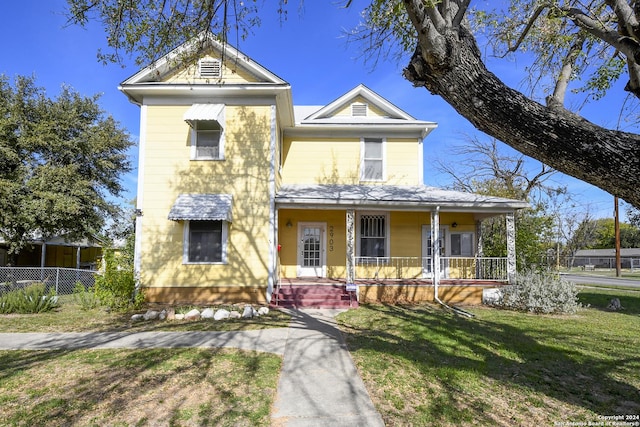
[329,225,334,252]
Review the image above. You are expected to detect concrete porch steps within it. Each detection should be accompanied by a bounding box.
[272,284,358,309]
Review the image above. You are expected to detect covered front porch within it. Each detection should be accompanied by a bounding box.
[272,184,528,306]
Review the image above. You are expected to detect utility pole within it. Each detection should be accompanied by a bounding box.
[615,196,621,277]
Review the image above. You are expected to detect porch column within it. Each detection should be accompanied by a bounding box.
[76,247,81,269]
[475,220,484,257]
[475,219,483,279]
[431,207,441,300]
[506,212,516,284]
[346,209,355,284]
[40,243,46,268]
[40,243,47,282]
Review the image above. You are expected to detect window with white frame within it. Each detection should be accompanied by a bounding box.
[361,137,384,181]
[184,220,228,263]
[358,213,388,258]
[193,120,222,159]
[450,232,474,257]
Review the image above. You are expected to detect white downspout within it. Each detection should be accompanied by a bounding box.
[432,207,441,303]
[266,104,278,304]
[432,206,474,318]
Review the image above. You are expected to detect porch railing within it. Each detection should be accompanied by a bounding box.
[0,267,98,296]
[354,257,508,281]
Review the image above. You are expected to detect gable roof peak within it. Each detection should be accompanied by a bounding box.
[304,84,417,122]
[121,31,288,86]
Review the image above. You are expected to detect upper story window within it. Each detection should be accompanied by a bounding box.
[194,121,222,159]
[198,58,221,78]
[184,104,226,160]
[361,137,385,181]
[351,102,368,117]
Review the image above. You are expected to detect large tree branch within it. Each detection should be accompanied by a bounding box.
[547,32,586,107]
[403,20,640,208]
[403,0,449,69]
[605,0,640,41]
[452,0,470,29]
[562,6,640,64]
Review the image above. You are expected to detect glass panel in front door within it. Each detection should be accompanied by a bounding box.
[423,227,446,277]
[302,227,321,267]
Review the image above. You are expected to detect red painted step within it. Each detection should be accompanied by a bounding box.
[271,284,358,309]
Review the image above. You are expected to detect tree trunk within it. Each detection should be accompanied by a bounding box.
[403,26,640,208]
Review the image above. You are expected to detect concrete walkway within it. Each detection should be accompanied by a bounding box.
[272,309,384,426]
[0,309,384,427]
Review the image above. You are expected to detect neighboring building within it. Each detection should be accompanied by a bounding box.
[0,235,102,269]
[119,33,528,306]
[572,248,640,269]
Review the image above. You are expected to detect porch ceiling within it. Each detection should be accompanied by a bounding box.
[275,184,529,213]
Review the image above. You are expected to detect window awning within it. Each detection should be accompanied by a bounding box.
[168,194,233,222]
[183,103,225,127]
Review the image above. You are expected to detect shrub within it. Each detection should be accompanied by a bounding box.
[94,249,143,311]
[72,282,100,310]
[0,283,59,314]
[500,270,581,314]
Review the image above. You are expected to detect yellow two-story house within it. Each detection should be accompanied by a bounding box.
[120,33,528,307]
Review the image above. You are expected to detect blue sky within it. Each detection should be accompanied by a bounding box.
[1,0,628,221]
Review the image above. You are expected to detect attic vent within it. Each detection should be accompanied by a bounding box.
[351,103,368,117]
[199,59,221,78]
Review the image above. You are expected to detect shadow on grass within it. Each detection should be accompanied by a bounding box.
[338,303,640,425]
[0,347,279,426]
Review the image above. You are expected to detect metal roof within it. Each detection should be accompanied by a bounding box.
[275,184,528,212]
[183,103,224,127]
[574,248,640,257]
[168,194,233,221]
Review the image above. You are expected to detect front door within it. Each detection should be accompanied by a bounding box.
[297,223,326,277]
[422,225,449,278]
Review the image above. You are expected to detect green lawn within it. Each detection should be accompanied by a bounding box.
[336,288,640,427]
[1,290,639,426]
[0,348,281,426]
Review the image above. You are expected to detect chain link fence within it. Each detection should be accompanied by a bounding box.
[0,267,98,296]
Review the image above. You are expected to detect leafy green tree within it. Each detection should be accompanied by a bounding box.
[65,0,640,208]
[437,137,561,270]
[0,75,133,265]
[627,205,640,229]
[586,218,640,249]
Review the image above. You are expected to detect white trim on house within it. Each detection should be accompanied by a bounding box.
[133,105,148,281]
[306,84,415,121]
[121,32,288,86]
[267,104,278,302]
[418,136,424,184]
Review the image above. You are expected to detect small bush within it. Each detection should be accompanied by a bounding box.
[94,249,143,311]
[72,282,100,310]
[0,283,59,314]
[500,270,581,314]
